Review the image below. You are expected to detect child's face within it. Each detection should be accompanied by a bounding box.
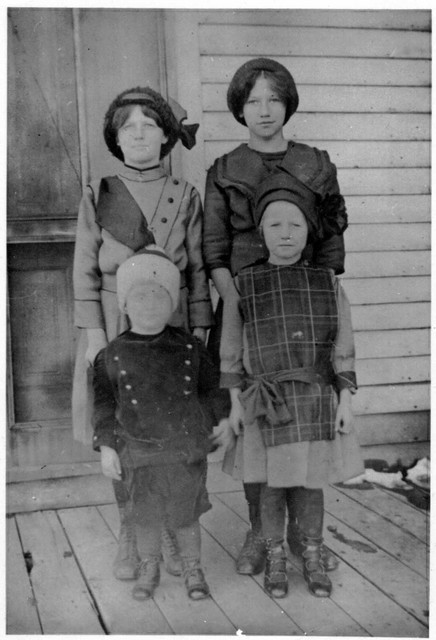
[242,76,287,143]
[125,281,173,334]
[261,202,308,265]
[117,105,168,168]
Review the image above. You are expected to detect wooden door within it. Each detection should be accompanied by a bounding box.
[7,7,165,478]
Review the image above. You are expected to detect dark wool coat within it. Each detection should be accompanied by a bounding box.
[203,142,347,277]
[92,327,218,464]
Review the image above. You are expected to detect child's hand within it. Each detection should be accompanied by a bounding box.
[335,389,354,434]
[211,418,236,451]
[100,446,122,480]
[192,327,207,343]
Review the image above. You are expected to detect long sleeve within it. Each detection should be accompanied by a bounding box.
[332,278,357,392]
[219,278,246,388]
[203,163,233,273]
[183,186,214,329]
[73,184,105,329]
[92,349,119,451]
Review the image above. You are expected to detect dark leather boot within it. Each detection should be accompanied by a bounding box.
[236,503,267,575]
[264,540,288,598]
[132,559,160,600]
[287,520,339,571]
[302,539,332,598]
[161,525,183,576]
[113,506,140,580]
[183,558,210,600]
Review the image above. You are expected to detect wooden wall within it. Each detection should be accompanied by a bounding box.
[165,9,431,454]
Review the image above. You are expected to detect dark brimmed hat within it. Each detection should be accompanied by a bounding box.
[104,86,199,161]
[227,58,299,126]
[254,168,321,239]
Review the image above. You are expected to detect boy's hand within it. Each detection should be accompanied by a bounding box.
[100,445,122,480]
[192,327,207,343]
[228,388,245,436]
[335,388,353,434]
[211,418,236,451]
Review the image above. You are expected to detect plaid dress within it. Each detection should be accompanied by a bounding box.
[220,260,363,488]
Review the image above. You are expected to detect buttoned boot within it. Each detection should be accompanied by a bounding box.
[264,540,288,598]
[182,558,210,600]
[113,506,140,580]
[161,525,183,576]
[132,558,160,601]
[302,538,332,597]
[287,519,339,571]
[236,503,267,575]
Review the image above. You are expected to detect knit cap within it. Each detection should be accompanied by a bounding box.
[254,169,321,239]
[227,57,299,126]
[117,245,180,312]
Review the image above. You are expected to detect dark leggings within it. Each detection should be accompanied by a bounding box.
[260,485,324,545]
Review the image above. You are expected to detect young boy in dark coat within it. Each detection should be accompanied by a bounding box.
[92,246,216,601]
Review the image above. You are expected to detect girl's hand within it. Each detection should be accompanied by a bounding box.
[228,388,245,436]
[192,327,207,343]
[85,328,108,366]
[335,388,354,434]
[100,446,122,480]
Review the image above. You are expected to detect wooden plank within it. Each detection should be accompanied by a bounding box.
[323,511,429,626]
[6,516,42,634]
[218,491,428,636]
[342,277,430,304]
[332,484,430,544]
[16,510,103,634]
[201,56,431,87]
[58,506,174,635]
[354,329,430,358]
[199,24,430,59]
[345,253,430,279]
[7,473,115,514]
[203,84,431,114]
[204,112,431,142]
[346,223,430,251]
[356,356,430,385]
[323,486,428,577]
[195,9,431,31]
[7,461,102,484]
[351,303,430,330]
[345,195,430,224]
[355,411,429,446]
[339,168,430,196]
[205,139,431,171]
[202,495,367,636]
[360,442,429,468]
[354,383,429,415]
[97,503,238,634]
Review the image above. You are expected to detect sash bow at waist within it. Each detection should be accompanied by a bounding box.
[239,367,334,427]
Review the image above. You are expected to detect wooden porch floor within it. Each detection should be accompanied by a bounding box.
[6,461,430,636]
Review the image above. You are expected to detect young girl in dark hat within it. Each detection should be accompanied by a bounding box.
[219,168,363,599]
[204,57,348,577]
[72,87,213,581]
[93,246,216,601]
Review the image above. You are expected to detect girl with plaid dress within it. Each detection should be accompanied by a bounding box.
[219,168,363,599]
[203,57,348,577]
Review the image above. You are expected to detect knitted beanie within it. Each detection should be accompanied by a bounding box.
[254,169,321,239]
[117,245,180,312]
[227,57,299,126]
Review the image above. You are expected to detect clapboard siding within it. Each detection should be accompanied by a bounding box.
[203,85,431,114]
[197,10,431,31]
[166,9,430,447]
[205,141,431,170]
[201,57,431,86]
[198,25,430,59]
